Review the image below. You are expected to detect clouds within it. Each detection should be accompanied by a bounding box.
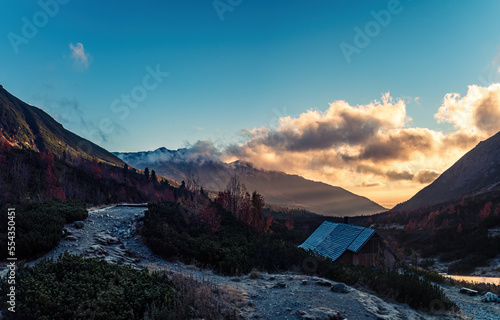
[244,92,407,153]
[183,140,222,162]
[435,84,500,136]
[360,181,382,188]
[69,42,91,69]
[222,84,500,207]
[138,141,222,166]
[414,169,441,184]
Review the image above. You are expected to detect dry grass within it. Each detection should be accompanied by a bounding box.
[141,264,242,320]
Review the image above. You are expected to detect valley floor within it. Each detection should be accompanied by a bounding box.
[2,205,499,320]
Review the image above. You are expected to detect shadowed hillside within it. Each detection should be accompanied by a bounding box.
[115,148,386,216]
[393,131,500,212]
[0,85,123,166]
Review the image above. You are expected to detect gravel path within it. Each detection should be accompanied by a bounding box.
[3,205,499,319]
[441,285,500,320]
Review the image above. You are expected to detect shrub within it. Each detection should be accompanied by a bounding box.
[0,254,239,320]
[143,200,458,312]
[0,200,88,259]
[447,254,490,275]
[419,258,435,268]
[249,269,263,279]
[321,262,456,311]
[0,253,175,320]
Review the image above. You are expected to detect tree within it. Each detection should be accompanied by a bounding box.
[250,191,272,234]
[285,215,294,231]
[91,159,101,179]
[144,167,150,181]
[226,175,245,216]
[200,205,221,233]
[151,170,158,183]
[480,201,493,219]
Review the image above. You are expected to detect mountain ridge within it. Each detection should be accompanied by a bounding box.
[393,130,500,211]
[0,85,123,166]
[114,147,386,216]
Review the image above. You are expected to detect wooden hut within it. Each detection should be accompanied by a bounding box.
[299,221,400,268]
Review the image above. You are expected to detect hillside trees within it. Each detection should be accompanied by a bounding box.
[0,146,177,206]
[217,176,273,234]
[366,189,500,273]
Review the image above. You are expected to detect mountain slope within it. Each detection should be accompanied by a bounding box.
[0,85,123,166]
[393,131,500,211]
[114,148,386,216]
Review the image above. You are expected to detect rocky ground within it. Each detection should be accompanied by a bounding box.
[3,205,500,319]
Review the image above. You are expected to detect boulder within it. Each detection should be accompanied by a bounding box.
[482,292,499,303]
[460,287,478,296]
[87,245,107,258]
[297,308,343,320]
[331,283,349,293]
[66,235,78,241]
[73,221,84,229]
[95,232,120,245]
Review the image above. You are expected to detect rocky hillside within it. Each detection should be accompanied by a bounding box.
[393,131,500,212]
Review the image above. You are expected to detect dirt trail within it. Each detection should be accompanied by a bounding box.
[4,205,499,320]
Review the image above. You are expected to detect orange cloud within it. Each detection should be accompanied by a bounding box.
[224,84,500,208]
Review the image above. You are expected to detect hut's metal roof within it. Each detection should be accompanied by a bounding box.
[298,221,376,261]
[348,228,376,253]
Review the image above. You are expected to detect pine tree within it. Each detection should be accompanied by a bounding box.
[123,163,129,177]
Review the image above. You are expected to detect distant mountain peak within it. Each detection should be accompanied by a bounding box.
[114,147,386,217]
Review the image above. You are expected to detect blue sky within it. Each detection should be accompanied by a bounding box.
[2,1,500,205]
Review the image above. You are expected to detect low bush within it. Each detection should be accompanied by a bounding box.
[408,266,447,284]
[0,253,174,320]
[143,200,458,312]
[0,200,88,259]
[318,261,455,311]
[142,201,309,275]
[447,254,490,275]
[0,253,238,320]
